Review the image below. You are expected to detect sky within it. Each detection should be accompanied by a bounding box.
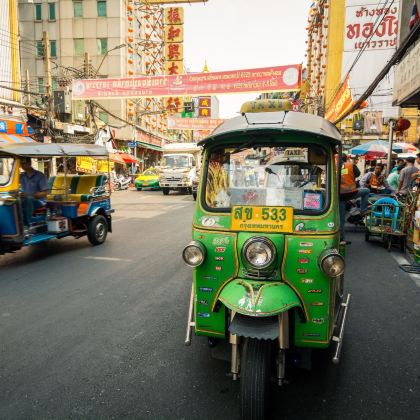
[182,0,309,119]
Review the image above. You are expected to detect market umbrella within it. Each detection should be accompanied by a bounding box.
[350,140,401,159]
[394,142,419,154]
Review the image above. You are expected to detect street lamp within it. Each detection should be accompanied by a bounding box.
[95,44,126,77]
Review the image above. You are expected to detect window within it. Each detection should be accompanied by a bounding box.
[38,77,45,93]
[73,38,84,56]
[50,40,57,57]
[35,3,42,21]
[36,40,44,57]
[48,3,56,20]
[73,1,83,17]
[52,78,58,91]
[98,111,108,123]
[97,38,108,55]
[204,145,329,214]
[97,0,107,17]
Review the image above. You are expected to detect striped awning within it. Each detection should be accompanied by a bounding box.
[0,133,36,144]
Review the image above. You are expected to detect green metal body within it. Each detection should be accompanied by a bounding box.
[191,133,342,349]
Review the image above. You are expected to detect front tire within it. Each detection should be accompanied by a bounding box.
[162,188,169,195]
[240,338,272,420]
[87,215,108,246]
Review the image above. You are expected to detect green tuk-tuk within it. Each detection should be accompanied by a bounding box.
[182,101,351,420]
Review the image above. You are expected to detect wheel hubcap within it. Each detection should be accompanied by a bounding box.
[96,223,105,240]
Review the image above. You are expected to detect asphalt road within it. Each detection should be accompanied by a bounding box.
[1,190,420,420]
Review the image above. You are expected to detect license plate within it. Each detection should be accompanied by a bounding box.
[143,182,149,186]
[231,206,294,233]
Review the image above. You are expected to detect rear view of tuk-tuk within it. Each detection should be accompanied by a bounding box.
[182,109,351,420]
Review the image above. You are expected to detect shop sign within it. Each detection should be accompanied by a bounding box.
[164,7,184,77]
[325,75,353,122]
[344,4,399,52]
[76,157,96,173]
[72,64,302,100]
[393,39,420,106]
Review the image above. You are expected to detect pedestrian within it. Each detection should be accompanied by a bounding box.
[339,154,370,244]
[398,156,419,195]
[392,158,405,173]
[360,163,392,194]
[387,164,405,193]
[415,152,420,170]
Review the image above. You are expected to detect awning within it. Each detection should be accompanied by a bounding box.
[118,152,138,163]
[137,141,162,152]
[0,133,36,144]
[109,153,126,164]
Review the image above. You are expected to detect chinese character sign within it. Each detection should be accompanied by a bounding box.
[198,96,211,118]
[164,6,184,112]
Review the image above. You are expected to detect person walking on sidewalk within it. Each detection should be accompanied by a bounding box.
[339,155,369,244]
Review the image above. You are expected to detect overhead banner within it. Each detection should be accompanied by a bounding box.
[324,75,353,122]
[72,64,302,100]
[167,117,224,131]
[146,0,207,3]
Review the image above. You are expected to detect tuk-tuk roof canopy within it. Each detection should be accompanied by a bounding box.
[199,111,341,147]
[0,143,108,157]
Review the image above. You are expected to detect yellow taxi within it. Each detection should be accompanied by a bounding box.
[134,167,160,191]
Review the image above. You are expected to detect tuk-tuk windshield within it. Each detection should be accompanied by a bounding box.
[205,145,329,213]
[0,157,15,186]
[161,155,190,168]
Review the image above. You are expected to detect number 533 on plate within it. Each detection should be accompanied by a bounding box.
[231,206,294,233]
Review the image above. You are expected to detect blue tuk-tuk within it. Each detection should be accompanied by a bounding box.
[0,143,114,255]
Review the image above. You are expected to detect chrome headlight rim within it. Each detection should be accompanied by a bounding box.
[242,236,276,270]
[182,240,206,267]
[319,249,345,278]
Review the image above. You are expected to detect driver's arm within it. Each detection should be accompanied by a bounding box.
[33,173,48,199]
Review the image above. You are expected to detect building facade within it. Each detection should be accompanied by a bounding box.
[18,0,166,161]
[304,0,405,145]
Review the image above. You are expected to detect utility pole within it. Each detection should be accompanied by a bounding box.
[43,31,53,128]
[84,52,95,130]
[25,69,31,106]
[43,31,55,173]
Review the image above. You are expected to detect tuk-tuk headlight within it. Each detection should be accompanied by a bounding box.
[319,250,345,278]
[182,241,206,267]
[243,237,275,269]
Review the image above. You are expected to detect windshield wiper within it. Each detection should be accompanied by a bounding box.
[231,138,257,155]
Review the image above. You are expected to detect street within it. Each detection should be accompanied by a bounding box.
[1,190,420,420]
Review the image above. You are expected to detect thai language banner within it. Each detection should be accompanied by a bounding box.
[71,64,302,100]
[167,117,224,131]
[344,3,399,51]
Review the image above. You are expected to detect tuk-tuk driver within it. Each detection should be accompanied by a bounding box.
[20,158,48,226]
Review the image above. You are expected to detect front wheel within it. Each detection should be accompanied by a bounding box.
[240,338,272,420]
[87,215,108,245]
[162,188,169,195]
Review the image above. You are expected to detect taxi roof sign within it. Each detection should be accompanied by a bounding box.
[240,99,293,113]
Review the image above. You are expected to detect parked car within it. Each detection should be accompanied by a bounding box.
[135,168,160,191]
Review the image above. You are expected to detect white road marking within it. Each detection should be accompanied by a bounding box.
[83,256,132,262]
[391,253,420,287]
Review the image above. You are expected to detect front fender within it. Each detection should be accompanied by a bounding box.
[218,279,303,318]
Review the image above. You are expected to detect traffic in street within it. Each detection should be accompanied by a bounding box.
[1,190,419,420]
